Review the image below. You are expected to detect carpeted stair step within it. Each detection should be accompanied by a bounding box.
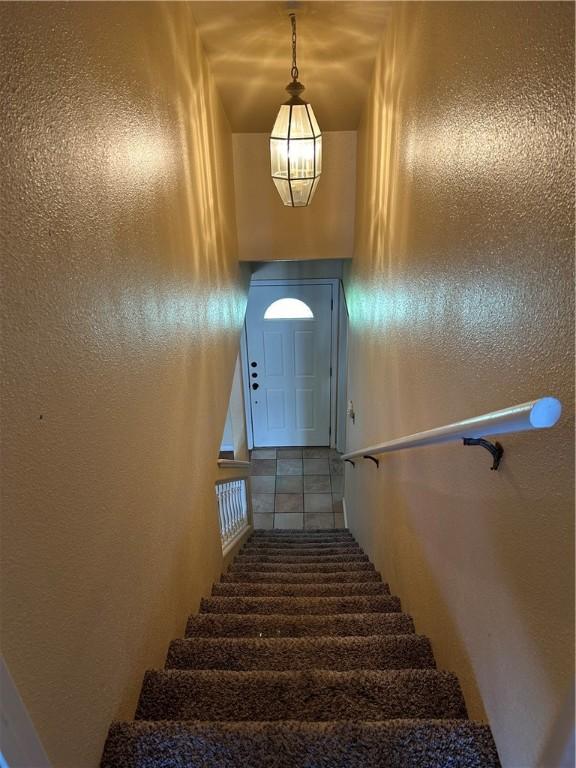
[102,719,500,768]
[200,594,401,615]
[211,581,390,598]
[241,545,363,556]
[235,553,369,563]
[251,528,350,536]
[221,570,381,583]
[249,535,355,545]
[243,541,360,551]
[252,532,354,536]
[165,634,435,671]
[238,547,364,560]
[229,560,375,573]
[185,611,415,638]
[135,669,467,721]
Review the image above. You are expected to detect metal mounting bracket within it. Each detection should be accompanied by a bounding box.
[344,458,356,467]
[363,455,380,468]
[463,438,504,471]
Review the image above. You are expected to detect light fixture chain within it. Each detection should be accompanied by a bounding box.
[290,12,299,81]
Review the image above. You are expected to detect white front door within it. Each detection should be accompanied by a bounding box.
[245,284,333,447]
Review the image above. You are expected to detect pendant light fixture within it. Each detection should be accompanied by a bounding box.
[270,13,322,207]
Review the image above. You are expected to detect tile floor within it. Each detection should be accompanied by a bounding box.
[250,447,344,530]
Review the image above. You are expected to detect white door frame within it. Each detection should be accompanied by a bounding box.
[241,278,341,449]
[335,281,349,453]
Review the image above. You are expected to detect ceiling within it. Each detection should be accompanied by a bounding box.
[190,1,391,132]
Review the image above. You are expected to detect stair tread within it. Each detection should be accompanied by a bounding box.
[242,539,361,552]
[230,560,375,572]
[221,570,381,583]
[249,536,355,544]
[236,553,369,563]
[212,582,390,597]
[201,595,401,615]
[241,546,363,555]
[102,719,501,768]
[166,634,435,671]
[135,669,468,721]
[185,612,415,637]
[252,528,350,534]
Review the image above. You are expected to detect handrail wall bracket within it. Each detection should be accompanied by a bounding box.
[344,458,356,467]
[462,437,504,471]
[363,455,380,468]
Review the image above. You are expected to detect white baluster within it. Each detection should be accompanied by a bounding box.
[234,481,242,530]
[217,484,225,538]
[230,482,238,533]
[240,479,248,524]
[225,485,232,541]
[222,485,230,542]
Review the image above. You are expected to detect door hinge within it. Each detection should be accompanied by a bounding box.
[330,367,332,377]
[331,299,333,310]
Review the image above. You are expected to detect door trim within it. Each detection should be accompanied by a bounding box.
[242,278,341,449]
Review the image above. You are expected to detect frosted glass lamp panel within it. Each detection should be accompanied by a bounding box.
[270,138,289,178]
[306,104,321,137]
[271,104,291,138]
[290,179,314,207]
[307,176,321,205]
[289,105,313,138]
[273,178,292,205]
[289,138,315,179]
[314,135,323,175]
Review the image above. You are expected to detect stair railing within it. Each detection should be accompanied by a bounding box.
[215,459,252,554]
[342,396,562,471]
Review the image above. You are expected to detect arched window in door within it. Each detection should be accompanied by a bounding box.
[263,298,314,320]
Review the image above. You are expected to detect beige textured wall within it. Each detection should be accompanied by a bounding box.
[345,3,574,767]
[0,3,248,766]
[233,132,356,261]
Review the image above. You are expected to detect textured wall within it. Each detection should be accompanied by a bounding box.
[0,3,248,766]
[345,3,574,767]
[232,132,356,261]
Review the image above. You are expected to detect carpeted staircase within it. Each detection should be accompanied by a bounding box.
[101,529,501,767]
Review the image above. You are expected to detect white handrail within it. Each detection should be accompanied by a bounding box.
[342,397,562,461]
[217,459,251,470]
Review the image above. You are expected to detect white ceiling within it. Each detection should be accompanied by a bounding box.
[190,1,391,132]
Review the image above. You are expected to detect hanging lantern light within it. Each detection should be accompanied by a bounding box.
[270,13,322,207]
